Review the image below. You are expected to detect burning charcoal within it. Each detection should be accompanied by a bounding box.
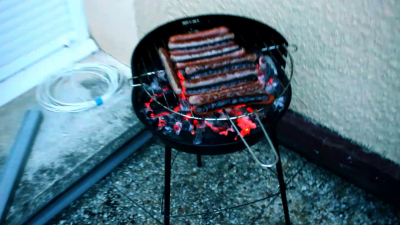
[149,92,178,111]
[149,76,162,92]
[237,116,257,137]
[179,98,191,112]
[193,129,203,145]
[181,120,193,131]
[149,117,158,127]
[273,96,285,112]
[157,70,167,81]
[146,110,153,118]
[192,120,206,145]
[157,117,166,130]
[259,55,277,78]
[265,77,284,96]
[196,120,206,129]
[173,122,182,135]
[151,109,170,118]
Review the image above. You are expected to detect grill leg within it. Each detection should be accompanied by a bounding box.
[197,154,202,167]
[164,145,172,225]
[271,127,291,225]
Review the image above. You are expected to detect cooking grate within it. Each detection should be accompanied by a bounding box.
[129,27,296,121]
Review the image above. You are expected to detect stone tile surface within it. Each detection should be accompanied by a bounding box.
[0,51,143,225]
[50,140,400,224]
[47,180,158,225]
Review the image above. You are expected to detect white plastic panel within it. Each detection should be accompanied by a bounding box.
[0,0,89,82]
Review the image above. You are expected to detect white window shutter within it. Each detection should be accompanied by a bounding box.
[0,0,98,106]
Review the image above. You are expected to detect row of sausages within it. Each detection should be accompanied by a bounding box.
[158,26,274,115]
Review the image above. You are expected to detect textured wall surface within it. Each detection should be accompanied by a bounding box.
[133,0,400,163]
[84,0,138,66]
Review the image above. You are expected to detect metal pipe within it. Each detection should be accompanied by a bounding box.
[0,110,43,224]
[23,130,153,225]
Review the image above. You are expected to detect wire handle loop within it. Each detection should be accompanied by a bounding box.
[224,109,279,168]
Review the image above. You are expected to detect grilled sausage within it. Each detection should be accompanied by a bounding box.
[188,80,265,105]
[169,26,230,43]
[185,75,258,96]
[185,54,257,75]
[169,41,235,55]
[169,33,235,50]
[175,49,245,69]
[170,44,239,62]
[183,66,258,88]
[184,62,256,80]
[158,48,182,95]
[193,94,275,115]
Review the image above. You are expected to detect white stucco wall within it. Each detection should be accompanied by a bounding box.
[84,0,139,66]
[84,0,400,164]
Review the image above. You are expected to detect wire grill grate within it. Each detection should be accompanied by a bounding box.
[130,23,296,121]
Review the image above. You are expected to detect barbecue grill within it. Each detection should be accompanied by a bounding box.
[129,15,296,224]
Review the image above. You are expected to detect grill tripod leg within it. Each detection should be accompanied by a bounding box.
[164,145,172,225]
[197,154,202,167]
[270,127,291,225]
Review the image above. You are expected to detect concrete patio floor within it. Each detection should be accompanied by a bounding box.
[48,138,399,224]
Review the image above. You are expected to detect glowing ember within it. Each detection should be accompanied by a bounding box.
[144,98,154,109]
[219,130,229,136]
[142,65,273,141]
[234,104,246,109]
[152,112,170,118]
[173,122,182,135]
[237,117,257,137]
[204,121,223,132]
[183,113,192,120]
[158,119,166,130]
[176,71,186,99]
[173,105,180,112]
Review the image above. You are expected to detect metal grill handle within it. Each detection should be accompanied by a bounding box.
[224,109,279,168]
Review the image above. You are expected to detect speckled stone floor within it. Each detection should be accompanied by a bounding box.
[48,138,399,224]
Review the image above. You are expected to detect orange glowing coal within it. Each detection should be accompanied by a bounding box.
[183,113,192,120]
[237,117,257,137]
[219,130,229,136]
[234,104,247,109]
[152,112,170,118]
[145,98,154,109]
[204,121,223,132]
[176,71,186,99]
[158,118,166,128]
[173,105,180,112]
